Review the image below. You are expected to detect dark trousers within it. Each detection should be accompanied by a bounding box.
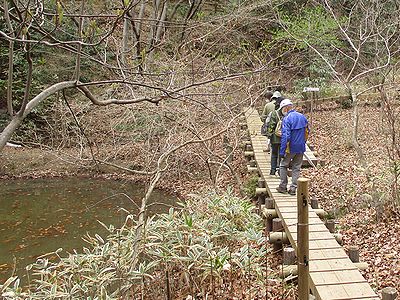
[270,143,281,174]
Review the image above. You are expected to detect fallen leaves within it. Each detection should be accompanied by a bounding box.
[306,104,400,293]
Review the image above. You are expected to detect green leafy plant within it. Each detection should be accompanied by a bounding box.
[243,175,259,199]
[0,191,268,298]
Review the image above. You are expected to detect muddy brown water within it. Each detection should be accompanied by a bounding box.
[0,177,176,283]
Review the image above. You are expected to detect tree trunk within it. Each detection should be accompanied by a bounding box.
[6,40,14,117]
[74,1,85,81]
[132,0,146,70]
[154,0,168,44]
[4,0,14,116]
[350,89,370,180]
[0,81,77,151]
[74,0,85,80]
[122,14,131,67]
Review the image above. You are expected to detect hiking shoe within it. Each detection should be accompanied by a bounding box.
[269,170,276,175]
[288,188,296,196]
[276,186,287,194]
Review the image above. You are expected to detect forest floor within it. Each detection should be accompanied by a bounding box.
[1,103,399,298]
[303,103,400,296]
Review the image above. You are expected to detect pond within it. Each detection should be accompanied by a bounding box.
[0,177,176,283]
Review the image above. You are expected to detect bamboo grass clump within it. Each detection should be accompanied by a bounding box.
[1,191,270,299]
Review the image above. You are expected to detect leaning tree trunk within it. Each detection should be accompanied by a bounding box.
[0,81,77,151]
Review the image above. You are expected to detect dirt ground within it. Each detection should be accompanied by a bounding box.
[1,147,84,178]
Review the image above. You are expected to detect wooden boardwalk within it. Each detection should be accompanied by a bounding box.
[244,107,379,300]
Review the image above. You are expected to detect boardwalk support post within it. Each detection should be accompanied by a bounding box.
[297,178,310,300]
[382,287,398,300]
[325,219,335,233]
[258,178,266,205]
[272,218,283,252]
[310,197,318,209]
[283,247,296,265]
[348,246,359,263]
[264,198,274,232]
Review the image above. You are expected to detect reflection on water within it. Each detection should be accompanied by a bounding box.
[0,177,175,283]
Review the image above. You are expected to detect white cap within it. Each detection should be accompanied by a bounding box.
[279,99,293,110]
[271,91,282,99]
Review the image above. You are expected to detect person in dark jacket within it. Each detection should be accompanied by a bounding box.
[261,91,282,122]
[276,99,309,195]
[266,107,284,175]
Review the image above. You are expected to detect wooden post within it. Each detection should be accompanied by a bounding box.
[245,144,253,152]
[310,197,318,209]
[258,194,265,206]
[348,246,360,263]
[245,144,253,162]
[258,178,266,205]
[325,219,335,233]
[245,151,254,162]
[265,198,274,209]
[283,247,296,265]
[265,198,274,232]
[272,218,283,232]
[258,178,266,188]
[272,218,283,252]
[297,178,310,300]
[382,287,398,300]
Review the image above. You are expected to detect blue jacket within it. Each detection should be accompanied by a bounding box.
[279,110,308,157]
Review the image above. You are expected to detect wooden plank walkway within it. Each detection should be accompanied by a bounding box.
[244,107,379,300]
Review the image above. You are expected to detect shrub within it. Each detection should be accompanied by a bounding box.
[0,191,267,299]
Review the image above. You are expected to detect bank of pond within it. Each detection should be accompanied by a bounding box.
[0,177,176,282]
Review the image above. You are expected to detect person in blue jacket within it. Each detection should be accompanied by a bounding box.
[276,99,309,195]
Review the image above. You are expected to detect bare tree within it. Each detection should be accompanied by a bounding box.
[275,0,400,178]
